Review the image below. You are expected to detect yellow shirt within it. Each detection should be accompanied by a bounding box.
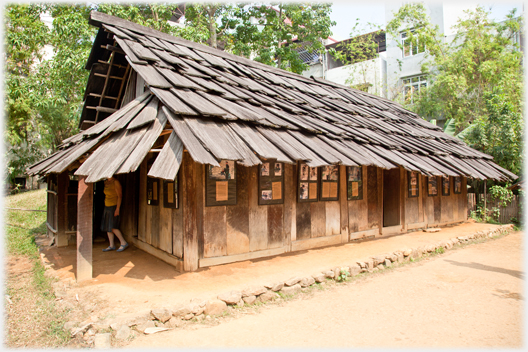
[104,180,118,207]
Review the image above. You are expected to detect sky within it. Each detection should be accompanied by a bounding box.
[328,1,524,41]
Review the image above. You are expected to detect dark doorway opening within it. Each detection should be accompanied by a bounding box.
[383,168,400,227]
[93,180,106,242]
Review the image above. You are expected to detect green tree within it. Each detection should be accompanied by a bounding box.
[385,4,523,175]
[4,2,336,183]
[386,4,523,131]
[5,4,50,181]
[230,2,335,73]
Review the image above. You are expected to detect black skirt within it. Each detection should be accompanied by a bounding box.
[101,206,120,232]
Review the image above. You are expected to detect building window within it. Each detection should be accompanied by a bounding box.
[454,176,462,194]
[206,160,237,206]
[408,171,419,198]
[258,160,284,205]
[163,179,178,209]
[320,165,339,201]
[298,163,319,202]
[427,176,438,196]
[403,75,427,104]
[442,176,451,196]
[347,166,363,200]
[401,29,424,57]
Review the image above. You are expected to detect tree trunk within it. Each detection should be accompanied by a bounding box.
[207,5,218,49]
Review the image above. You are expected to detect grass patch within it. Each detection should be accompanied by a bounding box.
[5,189,71,348]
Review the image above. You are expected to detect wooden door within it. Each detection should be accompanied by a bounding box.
[383,168,400,227]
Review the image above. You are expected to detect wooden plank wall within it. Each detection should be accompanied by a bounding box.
[137,156,183,259]
[348,166,369,237]
[423,176,468,226]
[132,159,470,269]
[403,171,423,225]
[203,163,289,259]
[367,166,381,229]
[117,172,138,239]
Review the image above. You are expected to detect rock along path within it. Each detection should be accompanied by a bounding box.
[127,230,523,348]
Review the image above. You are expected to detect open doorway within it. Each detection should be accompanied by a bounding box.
[383,168,400,227]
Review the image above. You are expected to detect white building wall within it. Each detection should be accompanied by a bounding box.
[384,3,477,103]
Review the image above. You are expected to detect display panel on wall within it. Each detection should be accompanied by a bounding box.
[206,160,237,206]
[454,176,462,194]
[258,161,284,205]
[147,177,160,206]
[442,176,451,196]
[427,176,438,196]
[298,163,319,202]
[146,154,159,206]
[320,165,339,201]
[163,178,178,209]
[408,171,419,198]
[346,166,362,200]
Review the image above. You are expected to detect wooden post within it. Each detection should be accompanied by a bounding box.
[378,167,383,234]
[483,179,487,221]
[182,153,199,271]
[339,165,349,242]
[400,167,406,231]
[56,172,69,247]
[76,176,93,282]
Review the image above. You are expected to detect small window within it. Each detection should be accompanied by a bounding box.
[258,161,284,205]
[442,176,451,196]
[206,160,237,206]
[320,165,339,201]
[401,29,425,57]
[347,166,363,200]
[408,171,419,198]
[147,177,160,206]
[146,155,159,206]
[427,176,438,196]
[298,163,319,202]
[163,179,178,209]
[454,176,462,194]
[403,75,427,104]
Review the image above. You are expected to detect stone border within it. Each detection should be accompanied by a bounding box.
[48,225,513,348]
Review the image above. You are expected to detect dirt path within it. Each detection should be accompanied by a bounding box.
[127,231,523,348]
[43,222,507,322]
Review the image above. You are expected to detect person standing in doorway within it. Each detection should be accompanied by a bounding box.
[101,176,129,252]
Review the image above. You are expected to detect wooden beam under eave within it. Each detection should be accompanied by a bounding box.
[76,176,93,282]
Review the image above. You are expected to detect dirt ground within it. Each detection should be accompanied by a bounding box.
[126,230,523,348]
[41,222,511,323]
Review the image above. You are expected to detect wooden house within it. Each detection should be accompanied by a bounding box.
[28,12,517,281]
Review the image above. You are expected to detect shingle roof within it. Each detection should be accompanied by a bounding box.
[26,11,517,183]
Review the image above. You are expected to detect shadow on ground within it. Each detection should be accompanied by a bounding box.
[444,259,523,279]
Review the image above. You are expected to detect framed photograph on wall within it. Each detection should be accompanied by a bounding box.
[427,176,438,196]
[206,160,237,206]
[298,162,318,202]
[408,171,419,198]
[258,160,284,205]
[442,176,451,196]
[320,165,339,201]
[454,176,462,194]
[347,166,363,200]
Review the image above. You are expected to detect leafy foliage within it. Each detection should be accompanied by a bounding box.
[385,4,523,176]
[460,90,524,175]
[229,3,335,73]
[4,3,335,183]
